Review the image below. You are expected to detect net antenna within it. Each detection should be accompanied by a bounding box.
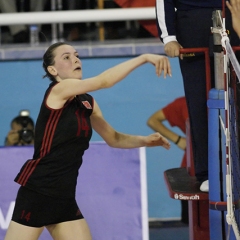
[213,7,240,240]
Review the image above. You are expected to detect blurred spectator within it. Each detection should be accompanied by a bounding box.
[62,0,130,41]
[114,0,158,38]
[0,0,46,43]
[61,0,96,41]
[5,110,34,146]
[101,1,127,40]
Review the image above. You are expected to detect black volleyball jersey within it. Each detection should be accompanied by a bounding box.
[15,81,93,198]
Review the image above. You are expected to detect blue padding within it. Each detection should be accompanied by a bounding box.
[207,99,225,109]
[208,108,221,202]
[208,88,225,99]
[209,211,224,240]
[208,88,225,109]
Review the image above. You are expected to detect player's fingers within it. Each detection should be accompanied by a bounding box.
[155,58,171,78]
[155,58,163,77]
[166,58,172,77]
[161,58,172,78]
[162,142,171,150]
[159,60,165,78]
[155,59,160,77]
[160,137,171,149]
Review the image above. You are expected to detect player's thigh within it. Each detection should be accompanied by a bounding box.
[4,221,44,240]
[46,219,92,240]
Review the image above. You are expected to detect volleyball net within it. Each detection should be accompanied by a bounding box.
[220,24,240,239]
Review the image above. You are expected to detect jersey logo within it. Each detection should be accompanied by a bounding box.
[82,101,92,109]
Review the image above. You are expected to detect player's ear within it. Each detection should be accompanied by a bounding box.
[47,66,57,76]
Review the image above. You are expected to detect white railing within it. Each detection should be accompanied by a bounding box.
[0,7,155,25]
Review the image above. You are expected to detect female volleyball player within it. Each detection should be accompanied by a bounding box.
[4,42,171,240]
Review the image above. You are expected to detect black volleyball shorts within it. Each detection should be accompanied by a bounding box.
[12,186,84,227]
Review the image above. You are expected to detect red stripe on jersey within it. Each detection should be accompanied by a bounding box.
[40,110,62,157]
[17,159,36,184]
[21,158,41,186]
[39,111,54,157]
[17,109,63,186]
[18,160,38,185]
[46,110,62,154]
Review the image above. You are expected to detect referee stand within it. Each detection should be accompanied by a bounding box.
[164,46,211,240]
[164,47,212,240]
[164,118,209,240]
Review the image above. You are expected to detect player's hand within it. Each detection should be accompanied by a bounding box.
[164,41,183,59]
[145,54,172,78]
[144,132,170,149]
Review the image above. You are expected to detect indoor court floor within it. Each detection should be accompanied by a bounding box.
[149,221,189,240]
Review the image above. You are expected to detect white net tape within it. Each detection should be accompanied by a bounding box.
[226,40,240,81]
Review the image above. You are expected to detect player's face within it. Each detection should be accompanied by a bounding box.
[52,45,82,80]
